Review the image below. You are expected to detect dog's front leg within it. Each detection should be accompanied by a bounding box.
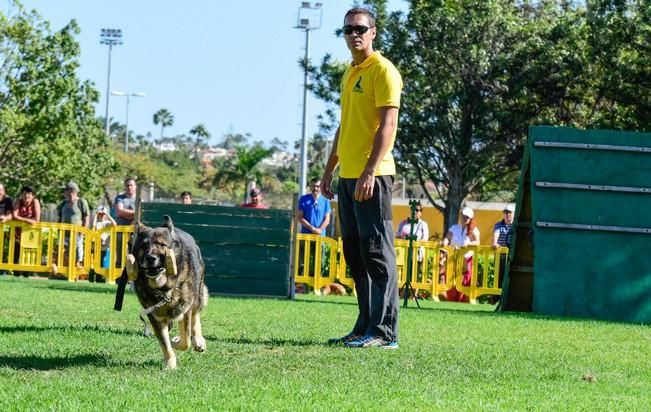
[172,312,192,351]
[148,314,176,370]
[191,309,206,352]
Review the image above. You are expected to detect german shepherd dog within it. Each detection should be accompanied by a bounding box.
[126,216,208,369]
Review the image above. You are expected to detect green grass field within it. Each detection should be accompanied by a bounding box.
[0,275,649,411]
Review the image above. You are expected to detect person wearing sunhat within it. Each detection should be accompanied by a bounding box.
[241,187,268,209]
[92,205,117,275]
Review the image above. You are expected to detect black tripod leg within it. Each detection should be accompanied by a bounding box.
[409,283,421,309]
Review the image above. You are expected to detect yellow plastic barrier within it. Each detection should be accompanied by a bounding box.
[0,221,133,283]
[293,233,506,303]
[293,233,339,294]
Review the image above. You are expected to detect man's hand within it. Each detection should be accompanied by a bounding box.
[354,169,375,202]
[321,171,335,200]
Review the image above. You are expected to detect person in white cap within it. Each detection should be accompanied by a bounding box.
[441,207,480,302]
[489,204,515,303]
[492,204,515,249]
[442,207,480,249]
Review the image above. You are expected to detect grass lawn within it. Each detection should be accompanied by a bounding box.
[0,275,650,411]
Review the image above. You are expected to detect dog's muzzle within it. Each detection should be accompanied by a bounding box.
[125,249,177,281]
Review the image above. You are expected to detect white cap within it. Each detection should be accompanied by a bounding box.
[504,204,515,213]
[461,207,474,219]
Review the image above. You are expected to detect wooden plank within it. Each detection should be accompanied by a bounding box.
[141,203,291,231]
[204,257,288,279]
[186,226,289,245]
[199,243,289,263]
[205,276,289,297]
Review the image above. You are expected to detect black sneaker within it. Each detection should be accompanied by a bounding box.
[327,332,362,345]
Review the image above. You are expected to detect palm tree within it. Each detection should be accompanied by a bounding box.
[189,123,211,151]
[212,145,273,203]
[153,108,174,139]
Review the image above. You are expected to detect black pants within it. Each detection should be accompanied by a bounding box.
[338,176,399,342]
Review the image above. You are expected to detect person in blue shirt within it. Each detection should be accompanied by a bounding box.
[298,178,332,235]
[296,178,332,281]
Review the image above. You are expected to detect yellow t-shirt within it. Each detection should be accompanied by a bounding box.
[337,51,403,178]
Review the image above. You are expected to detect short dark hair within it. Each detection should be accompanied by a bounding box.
[181,191,192,197]
[344,7,376,27]
[21,186,35,194]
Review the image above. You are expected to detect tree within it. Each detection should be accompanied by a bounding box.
[189,123,211,149]
[211,144,273,203]
[310,0,649,231]
[153,108,174,139]
[215,131,249,150]
[0,1,116,202]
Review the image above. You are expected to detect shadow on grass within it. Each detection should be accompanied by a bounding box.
[0,323,141,337]
[44,283,118,295]
[213,336,322,347]
[0,353,158,370]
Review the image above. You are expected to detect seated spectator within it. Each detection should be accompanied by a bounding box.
[241,187,268,209]
[180,191,192,205]
[441,207,480,302]
[12,186,41,273]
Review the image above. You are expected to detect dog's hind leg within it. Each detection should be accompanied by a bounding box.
[191,308,206,352]
[171,312,192,351]
[148,315,176,370]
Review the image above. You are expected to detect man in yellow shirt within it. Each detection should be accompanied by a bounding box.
[321,7,403,349]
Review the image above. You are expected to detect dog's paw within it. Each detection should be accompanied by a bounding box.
[192,336,207,352]
[171,336,190,351]
[164,356,177,370]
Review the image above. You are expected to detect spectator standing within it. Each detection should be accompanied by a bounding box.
[396,206,429,262]
[92,205,116,276]
[0,183,13,223]
[114,178,137,225]
[492,204,515,249]
[298,178,331,235]
[297,178,332,279]
[442,207,480,302]
[490,204,515,303]
[180,191,192,205]
[12,186,41,272]
[321,8,403,349]
[241,187,268,209]
[56,181,90,269]
[113,178,137,267]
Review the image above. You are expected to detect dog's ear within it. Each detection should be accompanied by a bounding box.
[163,215,177,240]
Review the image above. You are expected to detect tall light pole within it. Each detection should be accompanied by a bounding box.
[294,2,322,195]
[111,91,146,152]
[100,28,123,137]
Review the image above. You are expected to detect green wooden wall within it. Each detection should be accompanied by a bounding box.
[504,126,651,323]
[141,203,292,298]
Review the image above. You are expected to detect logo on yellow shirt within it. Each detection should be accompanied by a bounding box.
[353,77,363,93]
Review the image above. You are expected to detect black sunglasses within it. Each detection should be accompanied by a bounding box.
[342,25,371,35]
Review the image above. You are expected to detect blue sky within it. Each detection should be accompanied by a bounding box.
[13,0,406,148]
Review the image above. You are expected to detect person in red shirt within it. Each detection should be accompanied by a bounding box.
[241,187,268,209]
